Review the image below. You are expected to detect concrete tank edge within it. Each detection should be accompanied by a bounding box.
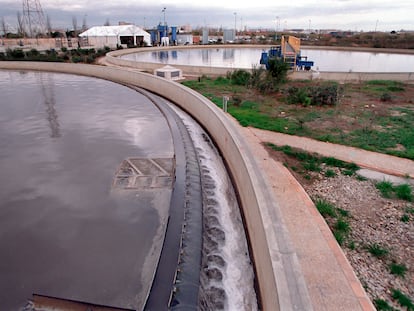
[0,61,312,310]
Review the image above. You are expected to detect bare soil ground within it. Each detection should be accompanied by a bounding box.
[265,146,413,310]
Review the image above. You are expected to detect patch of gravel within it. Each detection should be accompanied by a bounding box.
[303,171,413,309]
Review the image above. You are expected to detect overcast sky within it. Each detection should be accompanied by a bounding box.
[0,0,412,32]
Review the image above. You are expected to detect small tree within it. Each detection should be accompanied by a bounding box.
[267,58,290,84]
[17,12,25,37]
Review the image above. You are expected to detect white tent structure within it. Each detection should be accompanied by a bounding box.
[79,25,151,48]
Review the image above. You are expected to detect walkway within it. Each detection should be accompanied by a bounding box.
[239,125,414,311]
[249,128,414,178]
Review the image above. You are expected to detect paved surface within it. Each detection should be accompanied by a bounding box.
[241,126,414,311]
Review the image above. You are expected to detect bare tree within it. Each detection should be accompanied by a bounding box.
[82,15,87,31]
[104,18,110,26]
[46,14,52,37]
[17,11,24,37]
[1,17,7,39]
[72,16,77,34]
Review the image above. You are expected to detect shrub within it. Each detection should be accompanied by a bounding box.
[228,69,251,86]
[267,58,290,83]
[380,92,392,102]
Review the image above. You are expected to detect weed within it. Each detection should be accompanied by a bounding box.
[348,240,356,250]
[394,184,412,201]
[401,214,410,222]
[335,218,350,233]
[325,169,336,177]
[356,174,368,181]
[391,289,414,310]
[406,206,414,214]
[315,199,337,217]
[376,181,395,198]
[337,208,350,217]
[389,262,407,277]
[367,243,389,258]
[342,169,355,176]
[374,298,396,311]
[334,231,345,245]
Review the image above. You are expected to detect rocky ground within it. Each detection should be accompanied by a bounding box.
[266,147,413,310]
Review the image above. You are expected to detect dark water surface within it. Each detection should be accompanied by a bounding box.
[0,71,173,310]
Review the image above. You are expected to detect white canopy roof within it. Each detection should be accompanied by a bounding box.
[79,25,150,38]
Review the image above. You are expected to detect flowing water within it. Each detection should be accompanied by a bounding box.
[171,105,258,311]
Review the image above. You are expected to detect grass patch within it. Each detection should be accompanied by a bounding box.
[391,289,414,310]
[315,199,337,218]
[367,243,389,258]
[325,169,336,177]
[183,77,414,160]
[376,181,395,198]
[267,144,360,176]
[376,181,413,201]
[389,262,408,277]
[394,184,413,201]
[374,299,397,311]
[364,80,406,93]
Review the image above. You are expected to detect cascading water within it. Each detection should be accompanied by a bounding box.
[171,105,258,311]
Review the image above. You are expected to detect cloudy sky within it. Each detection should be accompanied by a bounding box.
[0,0,412,32]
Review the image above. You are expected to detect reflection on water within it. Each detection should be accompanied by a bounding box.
[121,47,414,72]
[0,71,173,310]
[39,74,61,138]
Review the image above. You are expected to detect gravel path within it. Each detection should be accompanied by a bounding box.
[304,170,413,309]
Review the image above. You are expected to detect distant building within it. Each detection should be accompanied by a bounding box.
[79,25,151,48]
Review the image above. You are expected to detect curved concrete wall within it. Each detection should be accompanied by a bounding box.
[0,61,311,310]
[106,45,268,76]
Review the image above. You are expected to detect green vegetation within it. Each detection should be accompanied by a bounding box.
[364,80,405,93]
[314,198,352,245]
[315,199,337,218]
[0,46,111,63]
[392,289,414,310]
[367,243,389,258]
[389,262,408,277]
[266,144,359,178]
[182,76,414,160]
[376,181,413,202]
[374,299,397,311]
[285,82,343,106]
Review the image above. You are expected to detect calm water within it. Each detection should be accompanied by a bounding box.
[121,47,414,72]
[0,71,173,310]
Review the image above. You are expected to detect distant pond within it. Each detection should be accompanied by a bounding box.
[120,47,414,72]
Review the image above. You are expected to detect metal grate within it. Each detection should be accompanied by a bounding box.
[113,158,175,190]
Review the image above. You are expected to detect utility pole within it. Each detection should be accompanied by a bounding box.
[233,12,237,40]
[162,7,166,26]
[22,0,47,37]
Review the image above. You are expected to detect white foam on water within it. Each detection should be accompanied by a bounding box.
[172,105,258,311]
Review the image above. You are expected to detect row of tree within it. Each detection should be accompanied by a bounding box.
[0,13,95,39]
